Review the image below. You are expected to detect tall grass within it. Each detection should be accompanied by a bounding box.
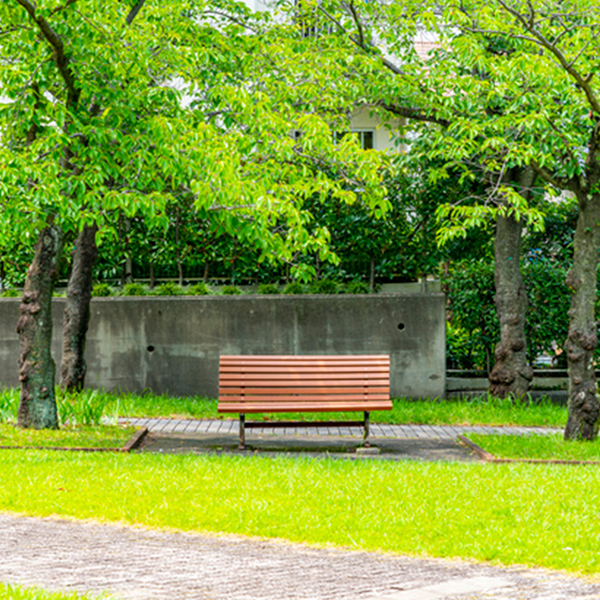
[0,451,599,575]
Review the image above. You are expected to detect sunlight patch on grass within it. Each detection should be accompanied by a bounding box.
[0,451,599,575]
[0,424,137,449]
[469,433,600,461]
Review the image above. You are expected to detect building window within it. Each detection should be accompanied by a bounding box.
[334,130,375,150]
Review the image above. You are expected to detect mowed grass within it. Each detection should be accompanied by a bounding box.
[0,451,599,575]
[0,388,567,427]
[0,583,108,600]
[469,433,600,462]
[0,423,137,449]
[108,391,566,427]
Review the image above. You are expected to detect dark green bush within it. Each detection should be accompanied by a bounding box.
[187,283,211,295]
[0,289,21,298]
[153,282,183,296]
[257,283,280,294]
[283,282,305,295]
[345,280,370,294]
[221,285,242,295]
[91,283,113,297]
[120,283,147,296]
[309,279,341,294]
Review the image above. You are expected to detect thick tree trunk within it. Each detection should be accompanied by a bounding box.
[488,213,533,397]
[564,193,600,440]
[16,225,64,429]
[61,224,98,392]
[489,168,535,398]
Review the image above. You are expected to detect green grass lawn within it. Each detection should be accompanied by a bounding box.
[468,433,600,462]
[107,391,566,427]
[0,451,599,576]
[0,583,107,600]
[0,423,137,449]
[0,388,567,427]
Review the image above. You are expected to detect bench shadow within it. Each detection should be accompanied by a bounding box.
[140,432,477,462]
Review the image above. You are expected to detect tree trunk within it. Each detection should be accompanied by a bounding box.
[61,224,98,392]
[489,168,535,398]
[564,192,600,440]
[16,224,64,429]
[488,213,533,397]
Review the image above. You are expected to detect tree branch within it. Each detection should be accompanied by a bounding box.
[126,0,147,26]
[14,0,80,108]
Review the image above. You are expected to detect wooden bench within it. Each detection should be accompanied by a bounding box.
[218,355,392,450]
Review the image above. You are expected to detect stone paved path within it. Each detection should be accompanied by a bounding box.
[2,514,600,600]
[122,418,560,440]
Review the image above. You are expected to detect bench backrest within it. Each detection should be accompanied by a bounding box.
[218,355,392,413]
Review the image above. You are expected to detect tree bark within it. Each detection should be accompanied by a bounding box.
[564,192,600,440]
[61,224,98,392]
[489,168,535,398]
[16,224,64,429]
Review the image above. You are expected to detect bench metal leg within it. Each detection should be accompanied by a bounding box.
[239,414,246,450]
[363,411,370,447]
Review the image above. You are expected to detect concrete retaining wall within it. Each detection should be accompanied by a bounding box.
[0,294,446,398]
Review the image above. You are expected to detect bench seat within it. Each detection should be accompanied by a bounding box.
[218,355,392,449]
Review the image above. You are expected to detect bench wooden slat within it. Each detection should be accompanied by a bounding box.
[219,393,391,402]
[219,355,389,365]
[219,402,394,413]
[220,365,389,374]
[220,385,389,395]
[220,375,389,384]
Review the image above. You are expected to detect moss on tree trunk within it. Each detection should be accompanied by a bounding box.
[16,225,64,429]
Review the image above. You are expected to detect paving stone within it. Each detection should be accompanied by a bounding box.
[1,515,599,600]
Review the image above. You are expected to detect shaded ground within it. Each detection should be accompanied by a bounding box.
[141,431,477,462]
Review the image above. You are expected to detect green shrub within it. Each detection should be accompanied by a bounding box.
[91,283,113,297]
[120,283,147,296]
[187,282,212,295]
[345,280,370,294]
[153,282,183,296]
[283,282,305,295]
[0,288,21,298]
[221,285,242,295]
[309,279,341,294]
[257,283,280,294]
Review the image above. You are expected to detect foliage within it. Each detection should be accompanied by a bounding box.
[257,283,280,294]
[91,283,113,297]
[220,285,242,296]
[345,280,370,294]
[187,283,212,296]
[0,288,21,298]
[283,282,306,294]
[444,258,572,370]
[443,260,498,371]
[153,282,184,296]
[309,279,341,294]
[120,283,147,297]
